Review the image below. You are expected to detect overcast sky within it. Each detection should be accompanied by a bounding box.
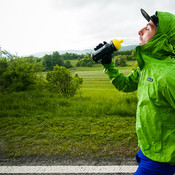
[0,0,175,56]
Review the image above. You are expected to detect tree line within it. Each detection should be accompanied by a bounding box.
[30,50,136,70]
[0,49,136,96]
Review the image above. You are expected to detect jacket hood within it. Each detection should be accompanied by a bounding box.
[136,11,175,69]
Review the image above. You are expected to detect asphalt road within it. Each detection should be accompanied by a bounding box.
[0,156,137,175]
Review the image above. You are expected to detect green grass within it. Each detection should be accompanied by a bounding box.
[0,110,137,158]
[0,61,139,159]
[71,61,136,99]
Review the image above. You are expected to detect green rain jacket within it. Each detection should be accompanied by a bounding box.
[103,11,175,165]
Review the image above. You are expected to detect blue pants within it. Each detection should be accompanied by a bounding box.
[134,149,175,175]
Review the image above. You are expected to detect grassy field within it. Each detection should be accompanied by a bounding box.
[0,60,139,159]
[71,61,136,98]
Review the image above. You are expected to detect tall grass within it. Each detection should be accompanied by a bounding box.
[0,90,137,118]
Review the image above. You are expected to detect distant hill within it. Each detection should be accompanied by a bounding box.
[120,45,137,51]
[26,45,137,58]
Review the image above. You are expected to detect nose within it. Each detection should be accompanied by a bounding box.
[138,27,146,36]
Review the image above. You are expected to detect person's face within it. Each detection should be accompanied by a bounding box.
[138,20,157,45]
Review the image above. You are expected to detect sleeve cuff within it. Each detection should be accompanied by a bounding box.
[102,62,115,70]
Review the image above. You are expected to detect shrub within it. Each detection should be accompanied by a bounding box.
[46,65,83,97]
[114,55,127,67]
[0,56,45,92]
[0,58,8,75]
[0,59,37,92]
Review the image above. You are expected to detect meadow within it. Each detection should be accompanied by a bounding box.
[0,60,139,159]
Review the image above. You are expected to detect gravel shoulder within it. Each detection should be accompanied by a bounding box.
[0,155,137,166]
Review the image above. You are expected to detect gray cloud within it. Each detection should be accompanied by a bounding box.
[51,0,175,12]
[1,0,175,54]
[48,0,175,47]
[51,0,119,9]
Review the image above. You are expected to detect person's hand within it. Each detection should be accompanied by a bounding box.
[94,41,107,51]
[94,41,112,64]
[101,53,112,64]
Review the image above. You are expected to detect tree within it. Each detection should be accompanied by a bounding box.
[112,50,132,57]
[61,52,81,60]
[0,58,8,90]
[75,53,93,67]
[52,51,64,67]
[64,60,73,68]
[0,58,8,75]
[46,65,83,97]
[42,52,64,71]
[42,54,52,70]
[114,55,127,67]
[20,56,44,72]
[112,50,136,60]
